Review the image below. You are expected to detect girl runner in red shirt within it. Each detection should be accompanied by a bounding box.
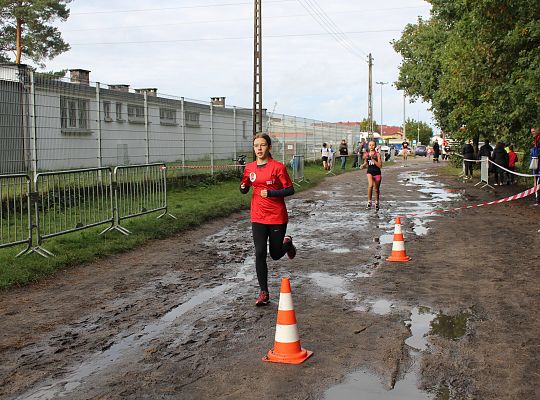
[360,140,383,210]
[240,133,296,306]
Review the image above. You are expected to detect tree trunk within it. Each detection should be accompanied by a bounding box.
[15,18,23,64]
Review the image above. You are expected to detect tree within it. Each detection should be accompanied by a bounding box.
[392,0,540,150]
[0,0,71,67]
[404,118,432,145]
[358,118,378,132]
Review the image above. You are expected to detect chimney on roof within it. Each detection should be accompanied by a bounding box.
[135,88,158,96]
[69,69,90,85]
[211,96,226,107]
[109,84,130,92]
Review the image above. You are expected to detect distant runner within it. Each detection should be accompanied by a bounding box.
[240,133,297,306]
[360,140,383,211]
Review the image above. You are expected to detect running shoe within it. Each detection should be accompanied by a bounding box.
[375,202,380,211]
[366,201,372,209]
[255,290,269,306]
[283,235,297,259]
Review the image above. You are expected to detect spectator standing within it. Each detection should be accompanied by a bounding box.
[491,142,509,186]
[328,144,335,170]
[338,139,348,171]
[531,127,540,205]
[321,143,330,171]
[507,145,518,184]
[478,139,493,160]
[462,139,475,180]
[432,141,440,163]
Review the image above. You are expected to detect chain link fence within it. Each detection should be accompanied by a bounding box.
[1,64,363,177]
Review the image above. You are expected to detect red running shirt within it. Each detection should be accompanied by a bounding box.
[240,158,293,224]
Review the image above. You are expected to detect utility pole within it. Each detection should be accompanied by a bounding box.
[375,81,388,136]
[367,53,373,137]
[253,0,263,136]
[417,111,420,145]
[403,92,406,140]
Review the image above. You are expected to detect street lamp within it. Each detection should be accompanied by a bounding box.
[375,81,388,136]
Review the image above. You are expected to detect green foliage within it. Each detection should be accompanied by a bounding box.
[404,118,433,145]
[0,0,71,67]
[393,0,540,147]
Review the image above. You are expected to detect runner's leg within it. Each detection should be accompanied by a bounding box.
[252,222,269,291]
[268,224,289,260]
[367,174,374,204]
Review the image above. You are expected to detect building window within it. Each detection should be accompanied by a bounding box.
[60,96,90,132]
[128,104,145,123]
[115,102,124,121]
[103,101,112,122]
[160,108,176,125]
[184,111,200,127]
[242,120,247,139]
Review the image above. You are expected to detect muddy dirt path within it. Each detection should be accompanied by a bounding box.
[1,158,538,400]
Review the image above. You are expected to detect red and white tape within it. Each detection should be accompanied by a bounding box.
[404,185,539,218]
[167,164,241,170]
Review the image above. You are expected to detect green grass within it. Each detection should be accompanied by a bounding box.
[0,163,329,289]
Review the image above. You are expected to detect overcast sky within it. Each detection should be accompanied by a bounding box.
[43,0,434,128]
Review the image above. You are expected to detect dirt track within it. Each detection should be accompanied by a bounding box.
[1,158,538,400]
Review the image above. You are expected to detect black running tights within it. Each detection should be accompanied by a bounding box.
[251,222,290,292]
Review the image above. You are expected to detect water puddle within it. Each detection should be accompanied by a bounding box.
[308,272,358,302]
[428,310,470,341]
[405,306,436,351]
[331,248,351,254]
[370,299,394,315]
[324,305,469,399]
[379,234,394,245]
[20,284,232,400]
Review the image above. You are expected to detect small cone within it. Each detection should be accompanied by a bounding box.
[263,278,313,364]
[386,217,412,262]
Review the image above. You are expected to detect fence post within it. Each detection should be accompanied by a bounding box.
[29,70,38,179]
[282,113,286,164]
[233,106,237,161]
[144,91,149,164]
[181,97,185,175]
[210,102,214,176]
[95,82,102,168]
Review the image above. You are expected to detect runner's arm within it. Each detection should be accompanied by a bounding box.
[267,186,294,197]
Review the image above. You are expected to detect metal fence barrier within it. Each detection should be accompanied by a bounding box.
[32,167,115,257]
[475,156,493,189]
[105,163,176,235]
[0,174,32,256]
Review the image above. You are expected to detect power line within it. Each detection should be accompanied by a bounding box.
[70,0,295,16]
[302,0,368,58]
[295,0,368,61]
[70,29,402,46]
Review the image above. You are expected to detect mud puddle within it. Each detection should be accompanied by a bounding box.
[18,284,233,400]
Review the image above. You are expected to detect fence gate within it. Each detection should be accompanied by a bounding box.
[104,163,176,235]
[0,174,32,256]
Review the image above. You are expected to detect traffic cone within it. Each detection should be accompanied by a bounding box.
[386,216,412,262]
[263,277,313,364]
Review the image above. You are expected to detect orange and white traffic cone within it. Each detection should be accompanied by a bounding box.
[386,216,412,262]
[263,277,313,364]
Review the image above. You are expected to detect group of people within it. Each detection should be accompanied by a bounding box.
[462,128,540,205]
[462,138,519,185]
[322,139,368,171]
